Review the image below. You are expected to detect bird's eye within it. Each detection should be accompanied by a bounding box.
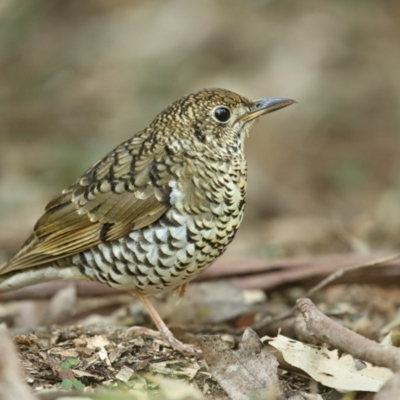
[213,106,231,123]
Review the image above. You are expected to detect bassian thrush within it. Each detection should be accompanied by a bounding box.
[0,88,295,351]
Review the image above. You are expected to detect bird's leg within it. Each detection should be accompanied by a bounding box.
[171,283,188,304]
[135,293,199,354]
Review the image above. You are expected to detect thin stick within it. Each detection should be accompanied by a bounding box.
[302,252,400,299]
[255,252,400,329]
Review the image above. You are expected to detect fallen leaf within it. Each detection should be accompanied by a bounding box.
[199,328,280,400]
[86,335,111,366]
[115,365,134,382]
[268,334,393,392]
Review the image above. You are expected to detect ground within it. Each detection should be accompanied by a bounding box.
[1,1,400,399]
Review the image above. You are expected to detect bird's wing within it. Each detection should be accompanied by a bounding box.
[0,133,172,275]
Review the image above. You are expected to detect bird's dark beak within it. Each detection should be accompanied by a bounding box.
[237,97,296,123]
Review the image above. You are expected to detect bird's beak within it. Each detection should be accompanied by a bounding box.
[237,97,296,123]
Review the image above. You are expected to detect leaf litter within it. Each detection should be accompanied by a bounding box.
[2,259,400,399]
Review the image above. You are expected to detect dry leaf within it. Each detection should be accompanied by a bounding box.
[86,335,111,366]
[115,365,134,382]
[268,334,393,392]
[199,328,280,400]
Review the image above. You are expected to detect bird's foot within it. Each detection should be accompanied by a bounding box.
[159,327,201,356]
[127,325,200,356]
[134,293,201,355]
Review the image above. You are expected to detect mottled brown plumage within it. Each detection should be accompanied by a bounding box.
[0,88,294,351]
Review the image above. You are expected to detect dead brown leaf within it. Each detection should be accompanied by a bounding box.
[199,328,281,400]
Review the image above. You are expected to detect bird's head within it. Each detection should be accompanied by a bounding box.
[151,88,295,157]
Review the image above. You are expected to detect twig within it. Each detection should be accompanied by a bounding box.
[2,252,400,301]
[301,252,400,299]
[297,298,400,371]
[255,252,400,331]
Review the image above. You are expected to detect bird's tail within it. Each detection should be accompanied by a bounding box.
[0,264,87,293]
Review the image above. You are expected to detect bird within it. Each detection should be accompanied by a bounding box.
[0,88,295,352]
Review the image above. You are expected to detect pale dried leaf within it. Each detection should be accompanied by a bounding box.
[86,334,110,349]
[71,369,102,379]
[147,360,200,380]
[115,365,134,382]
[86,335,111,365]
[268,334,393,392]
[50,347,80,358]
[199,328,280,400]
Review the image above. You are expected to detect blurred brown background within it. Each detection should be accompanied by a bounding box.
[1,0,400,263]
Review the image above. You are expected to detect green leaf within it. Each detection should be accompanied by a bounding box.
[68,358,80,366]
[61,379,73,390]
[61,361,71,371]
[72,379,85,391]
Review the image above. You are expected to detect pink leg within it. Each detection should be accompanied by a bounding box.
[135,293,200,354]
